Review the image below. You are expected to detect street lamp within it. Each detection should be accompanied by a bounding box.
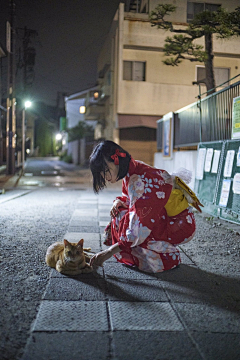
[22,100,32,171]
[56,133,62,141]
[79,106,86,114]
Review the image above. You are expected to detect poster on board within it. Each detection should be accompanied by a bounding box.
[196,148,206,180]
[232,96,240,139]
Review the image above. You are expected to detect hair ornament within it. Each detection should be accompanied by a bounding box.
[111,149,126,165]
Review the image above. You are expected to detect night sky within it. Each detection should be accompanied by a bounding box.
[0,0,121,105]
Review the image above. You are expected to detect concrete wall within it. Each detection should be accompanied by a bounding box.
[154,150,198,190]
[118,80,200,115]
[68,140,79,165]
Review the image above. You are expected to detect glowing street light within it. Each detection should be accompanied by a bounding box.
[56,133,62,141]
[25,100,32,108]
[79,106,86,114]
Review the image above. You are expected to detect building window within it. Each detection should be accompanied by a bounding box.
[187,2,221,22]
[123,61,146,81]
[196,66,230,87]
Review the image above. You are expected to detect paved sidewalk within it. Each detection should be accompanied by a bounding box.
[21,189,240,360]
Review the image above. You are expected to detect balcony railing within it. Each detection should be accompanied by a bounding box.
[124,0,149,13]
[157,75,240,150]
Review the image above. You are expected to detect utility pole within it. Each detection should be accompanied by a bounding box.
[20,26,38,96]
[6,0,16,174]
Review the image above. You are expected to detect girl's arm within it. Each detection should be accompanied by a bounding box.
[89,243,120,267]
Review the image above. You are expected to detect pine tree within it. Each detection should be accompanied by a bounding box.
[150,4,240,93]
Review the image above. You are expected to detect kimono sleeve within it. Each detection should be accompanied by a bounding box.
[117,169,173,250]
[115,177,129,206]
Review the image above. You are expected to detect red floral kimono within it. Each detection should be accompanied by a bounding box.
[110,158,196,273]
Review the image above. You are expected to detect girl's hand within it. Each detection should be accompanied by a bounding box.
[90,249,112,267]
[110,199,127,218]
[90,243,121,267]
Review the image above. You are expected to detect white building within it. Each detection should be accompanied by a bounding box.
[64,88,98,165]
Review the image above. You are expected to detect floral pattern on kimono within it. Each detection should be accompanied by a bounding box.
[111,158,196,273]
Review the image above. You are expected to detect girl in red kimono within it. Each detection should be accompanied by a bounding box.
[89,140,202,273]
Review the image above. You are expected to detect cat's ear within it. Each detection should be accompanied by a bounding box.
[64,239,70,247]
[77,239,84,248]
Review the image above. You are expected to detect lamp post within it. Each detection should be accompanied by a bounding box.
[192,81,203,143]
[22,100,31,171]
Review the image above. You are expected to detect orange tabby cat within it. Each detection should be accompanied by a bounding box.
[45,239,93,275]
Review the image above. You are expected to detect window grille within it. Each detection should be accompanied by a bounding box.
[196,66,230,87]
[187,2,221,22]
[123,61,146,81]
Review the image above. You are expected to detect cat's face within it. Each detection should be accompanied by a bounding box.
[63,239,84,262]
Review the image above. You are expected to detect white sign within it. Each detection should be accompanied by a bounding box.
[219,179,231,207]
[196,148,206,180]
[204,148,213,172]
[232,96,240,139]
[233,173,240,194]
[237,146,240,167]
[223,150,235,178]
[211,150,221,174]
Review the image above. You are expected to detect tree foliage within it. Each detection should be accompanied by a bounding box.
[150,4,240,93]
[66,121,94,142]
[35,118,56,156]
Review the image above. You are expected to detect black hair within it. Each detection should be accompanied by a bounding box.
[89,140,131,193]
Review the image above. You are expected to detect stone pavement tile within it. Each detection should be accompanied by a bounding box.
[99,220,109,227]
[77,198,98,204]
[21,332,110,360]
[98,192,119,200]
[68,225,100,233]
[43,277,107,301]
[33,301,109,331]
[112,331,202,360]
[98,211,111,217]
[50,267,104,278]
[99,216,111,222]
[162,280,240,307]
[104,263,157,280]
[78,193,98,200]
[64,232,100,241]
[191,332,240,360]
[72,209,98,216]
[156,264,210,282]
[175,303,240,332]
[69,220,99,227]
[106,278,168,302]
[76,203,98,209]
[109,301,184,331]
[99,204,112,209]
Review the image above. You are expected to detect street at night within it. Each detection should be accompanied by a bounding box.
[1,0,240,359]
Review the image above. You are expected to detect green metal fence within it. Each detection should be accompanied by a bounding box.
[194,140,240,224]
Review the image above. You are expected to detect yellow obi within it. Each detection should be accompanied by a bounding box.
[164,176,202,217]
[164,189,189,217]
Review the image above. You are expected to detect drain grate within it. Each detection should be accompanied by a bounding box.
[33,301,109,331]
